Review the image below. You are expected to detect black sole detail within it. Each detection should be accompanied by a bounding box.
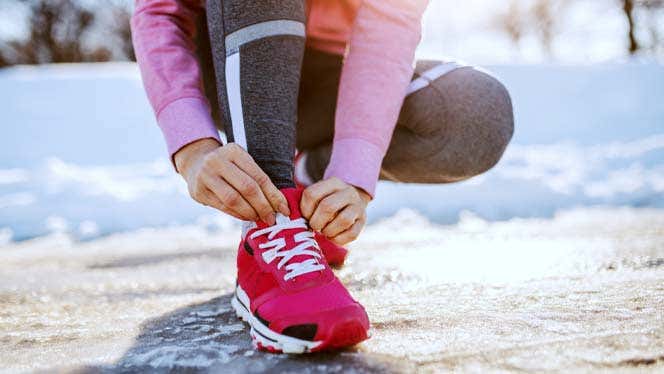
[282,324,318,341]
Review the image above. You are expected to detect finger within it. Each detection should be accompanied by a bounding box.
[203,174,259,221]
[217,161,276,225]
[201,190,246,220]
[309,189,354,232]
[300,177,346,220]
[232,152,290,217]
[322,204,360,238]
[330,218,365,246]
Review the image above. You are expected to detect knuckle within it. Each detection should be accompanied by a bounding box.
[195,173,207,186]
[227,143,241,155]
[255,173,270,187]
[302,188,314,201]
[202,153,217,168]
[338,215,354,227]
[319,201,333,214]
[310,218,322,230]
[222,190,240,206]
[241,180,259,196]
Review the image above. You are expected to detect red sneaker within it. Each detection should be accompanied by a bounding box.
[314,232,348,268]
[231,187,370,353]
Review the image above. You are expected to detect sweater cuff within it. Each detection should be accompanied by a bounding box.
[157,97,221,159]
[324,138,383,197]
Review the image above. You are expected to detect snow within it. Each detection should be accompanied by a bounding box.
[1,62,663,242]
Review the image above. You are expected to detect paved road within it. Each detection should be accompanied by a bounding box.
[1,207,663,372]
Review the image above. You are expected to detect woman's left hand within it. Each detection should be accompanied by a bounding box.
[300,177,371,245]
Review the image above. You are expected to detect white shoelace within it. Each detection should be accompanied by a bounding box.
[249,214,325,281]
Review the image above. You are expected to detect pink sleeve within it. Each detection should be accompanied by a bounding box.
[323,0,429,197]
[131,0,221,160]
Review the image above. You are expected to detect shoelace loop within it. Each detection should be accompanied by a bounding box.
[249,214,325,281]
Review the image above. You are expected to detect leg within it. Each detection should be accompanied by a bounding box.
[206,0,306,188]
[295,49,343,182]
[299,60,514,184]
[381,61,514,183]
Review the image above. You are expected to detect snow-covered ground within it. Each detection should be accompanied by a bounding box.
[2,205,663,372]
[1,62,663,242]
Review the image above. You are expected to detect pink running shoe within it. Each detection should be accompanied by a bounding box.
[314,232,348,268]
[232,187,370,353]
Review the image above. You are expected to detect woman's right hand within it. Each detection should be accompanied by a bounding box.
[174,138,290,224]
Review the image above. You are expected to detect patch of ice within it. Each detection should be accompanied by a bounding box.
[181,317,197,325]
[126,342,238,369]
[218,323,245,335]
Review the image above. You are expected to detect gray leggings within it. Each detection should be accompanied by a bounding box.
[297,50,514,184]
[201,1,514,188]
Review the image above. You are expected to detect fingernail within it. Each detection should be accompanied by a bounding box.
[279,203,290,216]
[266,213,276,226]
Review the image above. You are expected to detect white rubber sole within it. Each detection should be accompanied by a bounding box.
[231,284,323,354]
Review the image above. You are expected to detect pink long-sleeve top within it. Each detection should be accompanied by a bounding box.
[131,0,428,196]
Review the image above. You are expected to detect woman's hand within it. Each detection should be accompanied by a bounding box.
[300,177,371,245]
[174,139,290,224]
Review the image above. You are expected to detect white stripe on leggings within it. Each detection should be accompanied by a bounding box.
[406,61,467,96]
[223,20,306,150]
[225,20,305,55]
[225,52,247,149]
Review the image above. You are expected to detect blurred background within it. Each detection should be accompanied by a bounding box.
[1,0,663,242]
[2,0,663,66]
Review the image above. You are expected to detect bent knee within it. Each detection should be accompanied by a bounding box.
[428,67,514,181]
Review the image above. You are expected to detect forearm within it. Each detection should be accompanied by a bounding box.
[131,0,220,159]
[324,0,429,196]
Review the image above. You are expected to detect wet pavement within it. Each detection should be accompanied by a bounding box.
[1,207,664,373]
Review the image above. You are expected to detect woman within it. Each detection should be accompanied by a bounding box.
[131,0,513,353]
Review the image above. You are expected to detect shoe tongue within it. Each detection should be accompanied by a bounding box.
[280,187,304,220]
[274,187,324,284]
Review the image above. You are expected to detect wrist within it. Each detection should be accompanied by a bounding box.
[354,186,372,205]
[174,138,221,175]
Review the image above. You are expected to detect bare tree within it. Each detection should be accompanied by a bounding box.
[531,0,566,58]
[0,0,134,67]
[111,4,135,61]
[496,0,526,51]
[494,0,570,59]
[622,0,639,53]
[620,0,664,55]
